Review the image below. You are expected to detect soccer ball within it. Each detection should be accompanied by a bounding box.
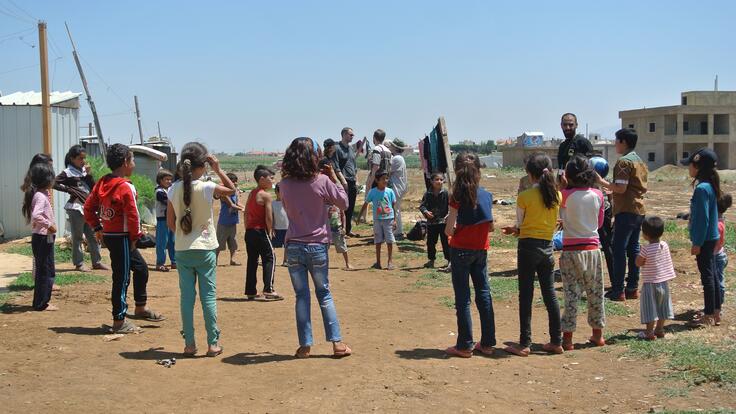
[590,156,609,179]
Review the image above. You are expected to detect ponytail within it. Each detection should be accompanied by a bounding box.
[694,166,722,201]
[451,152,481,207]
[525,153,559,209]
[21,186,35,224]
[180,159,193,234]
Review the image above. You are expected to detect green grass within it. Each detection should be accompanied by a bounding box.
[439,296,455,309]
[663,220,692,250]
[0,292,14,307]
[414,271,450,288]
[9,272,106,291]
[489,233,518,249]
[489,277,518,300]
[556,297,634,317]
[6,243,87,264]
[88,156,155,210]
[726,222,736,254]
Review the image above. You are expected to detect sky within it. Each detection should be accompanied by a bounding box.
[1,1,735,153]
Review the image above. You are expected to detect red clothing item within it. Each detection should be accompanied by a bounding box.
[83,174,142,241]
[246,188,267,230]
[716,219,726,253]
[448,199,491,250]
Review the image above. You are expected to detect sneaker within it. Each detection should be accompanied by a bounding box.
[439,264,452,273]
[625,289,639,300]
[423,260,435,268]
[604,291,625,302]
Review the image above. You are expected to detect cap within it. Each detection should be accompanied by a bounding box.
[680,147,717,169]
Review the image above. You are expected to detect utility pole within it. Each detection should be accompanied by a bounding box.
[134,95,144,144]
[38,21,51,155]
[66,22,106,157]
[88,122,93,136]
[157,121,162,139]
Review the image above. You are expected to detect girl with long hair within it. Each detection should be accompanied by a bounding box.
[279,137,352,358]
[167,142,236,357]
[443,152,496,358]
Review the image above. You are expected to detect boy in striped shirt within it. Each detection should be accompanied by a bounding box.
[635,216,675,340]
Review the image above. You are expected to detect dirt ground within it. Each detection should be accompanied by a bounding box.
[1,167,735,413]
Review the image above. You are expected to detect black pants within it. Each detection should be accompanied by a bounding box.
[517,238,561,347]
[697,239,720,315]
[598,221,614,285]
[245,229,275,295]
[31,233,55,311]
[104,235,149,321]
[345,180,357,234]
[427,223,450,261]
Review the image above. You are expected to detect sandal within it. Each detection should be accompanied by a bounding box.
[542,342,564,354]
[474,342,495,356]
[206,345,223,357]
[263,292,285,301]
[183,346,198,357]
[637,331,656,341]
[445,346,472,358]
[111,320,141,334]
[130,309,166,322]
[295,346,311,359]
[156,265,170,272]
[333,343,352,358]
[654,330,666,339]
[503,344,530,357]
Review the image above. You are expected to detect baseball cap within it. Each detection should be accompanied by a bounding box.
[680,147,717,169]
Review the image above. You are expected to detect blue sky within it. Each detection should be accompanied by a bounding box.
[1,1,734,152]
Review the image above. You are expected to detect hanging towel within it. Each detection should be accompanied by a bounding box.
[429,128,439,172]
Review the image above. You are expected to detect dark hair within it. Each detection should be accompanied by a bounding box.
[641,216,665,240]
[226,172,238,182]
[282,137,320,180]
[692,163,722,202]
[525,153,559,209]
[615,128,638,149]
[64,144,87,167]
[430,171,445,181]
[22,163,55,223]
[565,155,597,188]
[323,138,336,149]
[451,152,481,207]
[561,113,577,123]
[156,169,173,184]
[106,143,132,170]
[254,165,274,181]
[718,193,732,216]
[178,142,208,234]
[274,183,280,193]
[375,170,389,180]
[21,153,53,192]
[373,129,386,143]
[341,127,353,139]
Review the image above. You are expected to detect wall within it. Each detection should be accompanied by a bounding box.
[0,104,77,239]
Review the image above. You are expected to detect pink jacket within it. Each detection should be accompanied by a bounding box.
[31,190,55,235]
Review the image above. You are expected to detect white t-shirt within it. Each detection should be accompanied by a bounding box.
[272,200,289,230]
[168,180,217,251]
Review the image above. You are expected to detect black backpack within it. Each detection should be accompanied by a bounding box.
[407,220,428,241]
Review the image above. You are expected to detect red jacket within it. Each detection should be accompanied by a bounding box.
[84,174,142,241]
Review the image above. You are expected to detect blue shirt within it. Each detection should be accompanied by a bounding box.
[456,187,493,225]
[689,181,720,246]
[365,187,396,220]
[218,194,240,226]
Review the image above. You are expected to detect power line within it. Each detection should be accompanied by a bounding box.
[6,0,37,22]
[79,54,134,112]
[0,26,34,40]
[0,62,38,76]
[0,2,33,24]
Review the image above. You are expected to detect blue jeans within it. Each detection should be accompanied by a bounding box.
[450,248,496,350]
[286,242,342,346]
[156,218,175,266]
[715,251,728,306]
[175,249,220,346]
[611,213,644,294]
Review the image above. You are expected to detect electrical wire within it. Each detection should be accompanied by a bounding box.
[0,26,34,40]
[0,62,38,76]
[79,54,135,112]
[6,0,37,22]
[0,2,34,24]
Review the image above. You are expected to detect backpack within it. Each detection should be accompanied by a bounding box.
[372,145,392,174]
[407,220,427,241]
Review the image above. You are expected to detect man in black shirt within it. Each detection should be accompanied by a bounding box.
[557,113,593,169]
[335,127,360,236]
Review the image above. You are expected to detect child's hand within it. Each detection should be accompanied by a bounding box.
[95,230,103,244]
[48,225,57,234]
[691,245,701,256]
[392,220,397,231]
[501,226,518,236]
[425,211,434,220]
[489,222,495,232]
[84,164,92,174]
[206,154,220,171]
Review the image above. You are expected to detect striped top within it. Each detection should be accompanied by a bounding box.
[639,241,676,284]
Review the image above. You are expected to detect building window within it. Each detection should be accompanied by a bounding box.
[648,152,655,162]
[628,124,634,129]
[683,121,689,132]
[649,122,655,132]
[700,121,708,134]
[683,152,689,159]
[682,96,687,105]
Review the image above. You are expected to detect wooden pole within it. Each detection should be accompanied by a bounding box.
[438,116,454,187]
[134,95,144,144]
[38,21,51,155]
[65,22,106,157]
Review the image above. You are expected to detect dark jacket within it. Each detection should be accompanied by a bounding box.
[54,166,95,205]
[557,134,593,169]
[419,189,449,224]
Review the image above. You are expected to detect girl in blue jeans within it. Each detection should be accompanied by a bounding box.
[279,137,352,358]
[167,142,237,357]
[444,152,496,358]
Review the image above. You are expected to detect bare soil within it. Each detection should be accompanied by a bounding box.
[1,169,734,413]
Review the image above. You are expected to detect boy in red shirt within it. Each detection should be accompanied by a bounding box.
[84,144,164,333]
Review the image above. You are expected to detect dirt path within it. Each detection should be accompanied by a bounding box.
[0,252,32,290]
[0,171,734,413]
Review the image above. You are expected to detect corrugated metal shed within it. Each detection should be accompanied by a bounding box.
[0,91,81,240]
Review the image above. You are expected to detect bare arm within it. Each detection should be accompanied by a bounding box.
[635,255,646,268]
[207,154,237,198]
[444,207,457,237]
[262,192,274,235]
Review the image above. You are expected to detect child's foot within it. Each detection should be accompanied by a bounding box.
[206,344,223,357]
[385,263,395,271]
[542,342,564,354]
[654,330,666,339]
[245,294,261,301]
[503,344,530,357]
[44,304,59,311]
[332,342,352,358]
[295,346,311,359]
[156,265,170,272]
[343,264,355,271]
[625,289,639,300]
[183,345,198,357]
[75,264,90,272]
[92,262,110,271]
[562,332,574,351]
[714,311,722,326]
[473,342,494,356]
[637,331,656,341]
[371,263,382,270]
[229,260,241,266]
[589,329,605,347]
[423,260,435,268]
[170,263,177,270]
[445,346,472,358]
[263,292,284,301]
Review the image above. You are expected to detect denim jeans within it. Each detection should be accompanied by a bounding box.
[517,239,561,347]
[612,213,644,294]
[715,251,728,305]
[450,248,496,350]
[175,249,220,346]
[286,242,342,346]
[155,218,175,266]
[697,240,720,315]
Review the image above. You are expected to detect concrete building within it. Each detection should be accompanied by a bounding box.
[619,91,736,170]
[0,91,81,239]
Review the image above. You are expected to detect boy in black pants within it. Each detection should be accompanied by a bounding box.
[84,144,165,333]
[420,172,451,272]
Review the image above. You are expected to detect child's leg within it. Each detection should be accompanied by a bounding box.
[470,251,496,348]
[426,224,439,262]
[696,240,720,316]
[374,243,383,267]
[582,251,606,345]
[82,220,103,267]
[155,219,168,266]
[386,243,393,267]
[439,231,451,263]
[31,234,54,310]
[342,252,350,268]
[228,230,240,265]
[104,235,130,325]
[515,242,536,350]
[384,220,395,268]
[537,244,561,347]
[68,210,86,268]
[654,319,666,335]
[130,247,151,314]
[560,252,582,335]
[167,230,176,266]
[244,229,259,296]
[175,251,198,347]
[715,252,728,307]
[260,231,276,293]
[195,251,220,347]
[450,249,474,350]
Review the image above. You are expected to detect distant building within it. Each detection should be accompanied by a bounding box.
[517,131,545,147]
[619,91,736,170]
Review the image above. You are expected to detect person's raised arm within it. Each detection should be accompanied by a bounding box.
[207,154,237,198]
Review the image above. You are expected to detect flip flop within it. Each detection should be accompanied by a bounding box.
[333,344,352,358]
[263,292,285,301]
[111,320,142,334]
[130,309,166,322]
[182,346,198,357]
[445,346,472,358]
[503,344,529,357]
[206,345,223,357]
[295,346,311,359]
